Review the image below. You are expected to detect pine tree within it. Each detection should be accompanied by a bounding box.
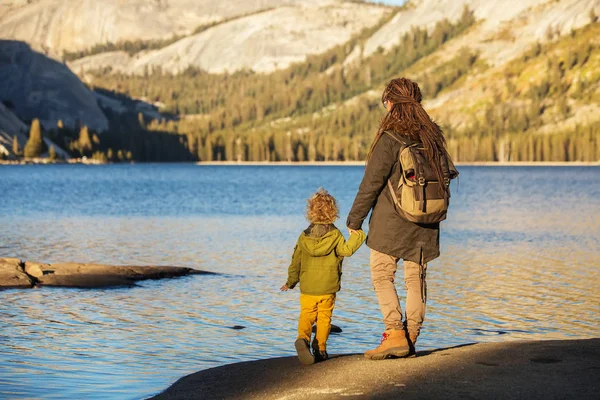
[78,126,93,156]
[92,151,108,162]
[12,135,20,156]
[235,137,243,162]
[590,8,598,24]
[225,136,235,161]
[308,134,317,162]
[138,112,145,129]
[204,136,213,161]
[48,145,57,161]
[24,119,44,158]
[285,132,293,162]
[187,134,197,158]
[297,144,307,162]
[353,140,360,161]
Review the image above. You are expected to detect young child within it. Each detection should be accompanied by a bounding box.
[280,188,366,365]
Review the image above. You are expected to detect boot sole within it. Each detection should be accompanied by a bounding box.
[295,339,315,365]
[365,346,410,360]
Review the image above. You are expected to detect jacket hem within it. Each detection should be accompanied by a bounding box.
[366,242,439,264]
[299,290,339,296]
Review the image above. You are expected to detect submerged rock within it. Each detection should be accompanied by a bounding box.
[312,324,342,333]
[230,325,246,330]
[0,258,34,288]
[0,258,215,289]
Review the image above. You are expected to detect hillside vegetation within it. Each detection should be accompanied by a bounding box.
[83,8,480,162]
[442,21,600,162]
[2,1,599,163]
[75,7,599,163]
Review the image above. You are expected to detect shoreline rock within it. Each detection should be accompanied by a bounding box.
[151,338,600,400]
[0,258,215,289]
[0,258,35,288]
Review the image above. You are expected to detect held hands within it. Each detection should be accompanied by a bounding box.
[280,284,290,291]
[347,227,358,235]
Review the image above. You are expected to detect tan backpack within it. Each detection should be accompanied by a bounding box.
[385,132,458,224]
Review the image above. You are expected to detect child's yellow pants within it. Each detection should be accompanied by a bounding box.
[297,293,336,352]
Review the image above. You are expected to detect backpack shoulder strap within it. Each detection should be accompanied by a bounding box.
[384,130,409,147]
[384,131,422,152]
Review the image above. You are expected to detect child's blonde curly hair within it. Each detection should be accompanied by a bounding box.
[306,188,339,224]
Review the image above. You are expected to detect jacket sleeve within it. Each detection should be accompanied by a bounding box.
[347,134,397,230]
[285,239,302,289]
[335,230,367,257]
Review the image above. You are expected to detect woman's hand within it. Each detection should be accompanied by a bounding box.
[280,284,290,291]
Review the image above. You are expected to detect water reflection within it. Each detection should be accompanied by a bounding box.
[0,165,599,399]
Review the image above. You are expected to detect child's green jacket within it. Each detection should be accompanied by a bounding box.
[286,224,366,295]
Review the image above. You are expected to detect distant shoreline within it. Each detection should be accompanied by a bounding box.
[0,158,106,165]
[1,160,598,167]
[195,161,600,167]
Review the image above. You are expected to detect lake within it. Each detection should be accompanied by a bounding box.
[1,164,599,399]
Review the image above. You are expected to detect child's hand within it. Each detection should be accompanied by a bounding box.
[348,227,358,235]
[280,284,290,291]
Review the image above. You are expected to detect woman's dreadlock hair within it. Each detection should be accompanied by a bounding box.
[368,77,450,194]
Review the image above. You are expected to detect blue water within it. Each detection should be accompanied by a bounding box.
[1,164,599,399]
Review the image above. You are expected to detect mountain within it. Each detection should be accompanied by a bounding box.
[68,1,388,75]
[0,40,183,161]
[56,0,597,76]
[363,0,595,60]
[0,39,105,159]
[392,0,600,128]
[0,0,300,56]
[1,0,599,162]
[1,0,388,74]
[0,40,108,132]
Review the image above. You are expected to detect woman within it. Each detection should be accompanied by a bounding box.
[347,77,452,359]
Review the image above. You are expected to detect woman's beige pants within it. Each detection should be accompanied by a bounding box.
[370,249,427,337]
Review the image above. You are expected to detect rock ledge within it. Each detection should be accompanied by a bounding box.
[0,258,213,289]
[152,338,600,400]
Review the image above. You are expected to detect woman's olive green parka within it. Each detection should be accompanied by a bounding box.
[347,133,441,264]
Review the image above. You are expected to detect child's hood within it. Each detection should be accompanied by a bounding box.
[299,224,340,257]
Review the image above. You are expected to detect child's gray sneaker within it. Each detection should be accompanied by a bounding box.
[295,338,315,365]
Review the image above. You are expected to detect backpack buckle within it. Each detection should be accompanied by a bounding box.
[418,177,425,186]
[444,177,450,186]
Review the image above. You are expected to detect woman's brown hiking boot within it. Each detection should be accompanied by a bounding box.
[407,332,418,358]
[364,329,410,360]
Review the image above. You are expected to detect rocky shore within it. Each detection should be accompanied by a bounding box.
[151,338,599,400]
[0,157,114,165]
[0,258,213,289]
